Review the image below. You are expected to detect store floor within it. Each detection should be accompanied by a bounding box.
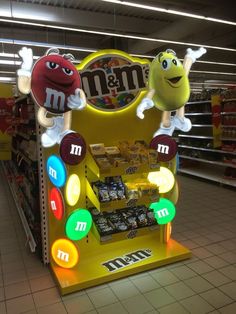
[0,166,236,314]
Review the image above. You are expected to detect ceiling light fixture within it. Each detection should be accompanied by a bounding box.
[0,18,235,52]
[0,38,97,54]
[100,0,236,26]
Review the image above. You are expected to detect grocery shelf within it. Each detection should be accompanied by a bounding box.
[178,145,236,156]
[179,155,236,169]
[186,100,211,105]
[192,124,212,127]
[86,179,158,212]
[178,167,236,187]
[221,112,236,115]
[15,95,27,104]
[185,112,212,116]
[222,137,236,142]
[2,162,37,252]
[12,148,38,166]
[178,134,213,139]
[222,98,236,103]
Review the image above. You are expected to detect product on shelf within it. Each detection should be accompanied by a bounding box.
[92,176,159,204]
[89,140,159,169]
[91,205,157,237]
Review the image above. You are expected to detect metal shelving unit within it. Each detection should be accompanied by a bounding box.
[177,95,236,187]
[3,95,49,261]
[178,167,236,188]
[2,161,37,252]
[179,155,236,169]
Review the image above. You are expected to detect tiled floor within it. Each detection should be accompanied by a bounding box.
[0,164,236,314]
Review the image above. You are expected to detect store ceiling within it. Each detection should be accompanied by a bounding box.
[0,0,235,87]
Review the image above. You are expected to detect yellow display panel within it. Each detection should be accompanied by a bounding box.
[46,49,191,295]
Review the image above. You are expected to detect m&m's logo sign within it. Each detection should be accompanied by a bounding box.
[77,50,149,111]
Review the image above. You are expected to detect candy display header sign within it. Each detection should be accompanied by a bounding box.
[77,50,150,111]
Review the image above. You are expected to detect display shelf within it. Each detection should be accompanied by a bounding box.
[86,151,160,178]
[92,222,159,244]
[2,162,37,252]
[222,125,236,128]
[178,167,236,188]
[179,155,236,169]
[86,179,158,212]
[178,145,236,156]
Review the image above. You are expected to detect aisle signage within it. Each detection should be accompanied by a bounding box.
[77,50,149,111]
[65,209,93,241]
[150,135,178,162]
[46,155,67,187]
[150,198,176,225]
[49,187,64,220]
[60,133,86,165]
[51,238,79,268]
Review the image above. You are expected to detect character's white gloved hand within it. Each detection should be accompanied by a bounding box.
[136,97,154,119]
[186,47,207,63]
[17,47,33,77]
[68,88,87,110]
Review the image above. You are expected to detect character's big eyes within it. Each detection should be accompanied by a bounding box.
[172,58,181,66]
[46,62,59,69]
[161,59,171,70]
[62,68,74,76]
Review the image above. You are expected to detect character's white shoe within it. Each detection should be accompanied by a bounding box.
[153,122,175,137]
[41,116,64,148]
[172,115,192,132]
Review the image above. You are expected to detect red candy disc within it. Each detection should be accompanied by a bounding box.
[49,187,64,220]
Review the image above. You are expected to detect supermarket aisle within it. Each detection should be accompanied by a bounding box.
[0,163,236,314]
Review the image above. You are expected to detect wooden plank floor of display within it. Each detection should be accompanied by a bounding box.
[51,230,191,295]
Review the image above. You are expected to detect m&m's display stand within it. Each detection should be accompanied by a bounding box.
[44,50,191,295]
